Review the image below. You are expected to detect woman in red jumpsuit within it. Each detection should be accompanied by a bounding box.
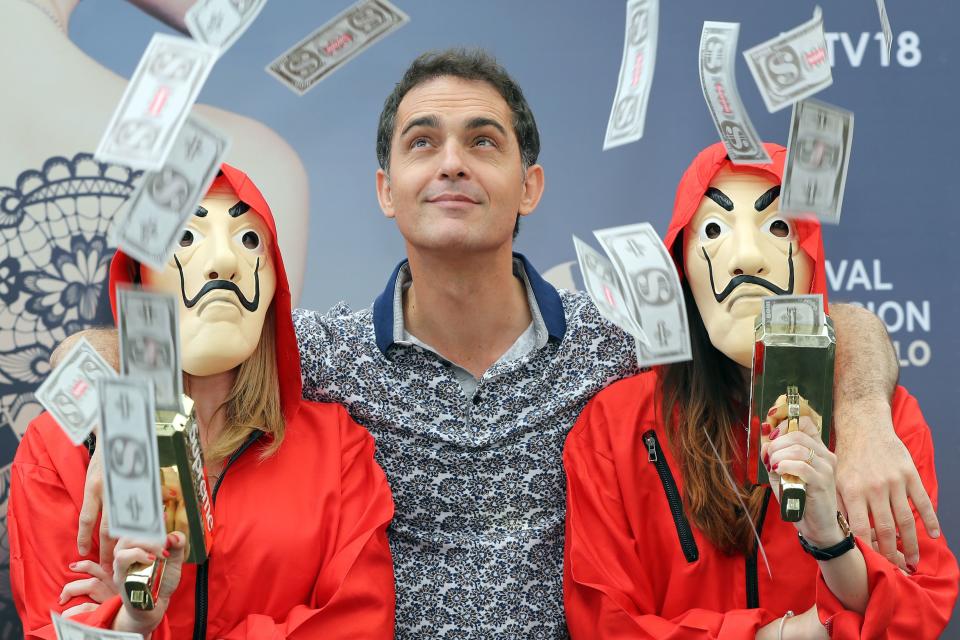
[563,143,958,639]
[9,165,396,638]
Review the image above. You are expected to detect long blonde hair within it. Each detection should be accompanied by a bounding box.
[201,308,285,462]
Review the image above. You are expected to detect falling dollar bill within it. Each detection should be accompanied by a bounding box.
[762,294,824,335]
[52,611,142,640]
[781,98,854,224]
[266,0,409,96]
[95,34,219,170]
[743,7,832,113]
[876,0,893,59]
[699,22,771,165]
[117,288,183,412]
[35,338,117,444]
[186,0,268,54]
[593,223,692,366]
[573,235,646,341]
[111,116,230,271]
[98,377,166,543]
[602,0,659,150]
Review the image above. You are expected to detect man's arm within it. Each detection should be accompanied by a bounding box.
[829,303,940,571]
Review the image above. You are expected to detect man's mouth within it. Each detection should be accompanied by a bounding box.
[427,192,480,204]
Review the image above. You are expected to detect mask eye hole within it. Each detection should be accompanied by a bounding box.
[234,229,265,255]
[179,228,204,248]
[698,217,731,244]
[764,217,795,240]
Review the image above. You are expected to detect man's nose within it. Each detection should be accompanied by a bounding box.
[437,139,469,179]
[728,228,766,277]
[204,233,238,281]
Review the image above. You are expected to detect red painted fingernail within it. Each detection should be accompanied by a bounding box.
[763,451,769,464]
[770,428,780,440]
[772,462,779,472]
[906,563,917,574]
[768,407,777,416]
[162,549,170,558]
[68,562,79,570]
[146,553,156,562]
[761,422,771,435]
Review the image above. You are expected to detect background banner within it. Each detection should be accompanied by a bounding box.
[0,0,955,634]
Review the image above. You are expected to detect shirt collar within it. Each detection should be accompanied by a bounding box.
[372,252,566,355]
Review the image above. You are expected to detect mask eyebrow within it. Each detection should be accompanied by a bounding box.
[754,185,781,212]
[704,187,734,211]
[194,206,208,217]
[465,117,507,137]
[400,114,441,137]
[229,201,251,218]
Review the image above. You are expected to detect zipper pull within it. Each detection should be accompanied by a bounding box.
[645,435,658,462]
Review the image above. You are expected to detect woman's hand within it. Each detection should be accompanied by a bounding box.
[762,398,846,548]
[756,606,828,640]
[58,559,118,617]
[111,532,187,635]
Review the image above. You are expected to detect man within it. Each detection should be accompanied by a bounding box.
[68,49,937,637]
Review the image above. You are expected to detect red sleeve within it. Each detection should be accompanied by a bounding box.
[816,387,959,638]
[563,396,778,639]
[8,415,125,639]
[216,409,396,639]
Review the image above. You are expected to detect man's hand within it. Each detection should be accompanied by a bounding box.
[77,443,117,572]
[834,398,939,572]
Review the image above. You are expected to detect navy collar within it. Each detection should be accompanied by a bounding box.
[372,252,566,355]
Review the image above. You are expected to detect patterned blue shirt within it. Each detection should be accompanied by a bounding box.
[293,254,637,638]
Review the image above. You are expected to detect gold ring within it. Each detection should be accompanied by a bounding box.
[805,448,815,465]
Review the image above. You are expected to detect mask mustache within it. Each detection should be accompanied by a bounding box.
[702,244,795,303]
[175,255,260,312]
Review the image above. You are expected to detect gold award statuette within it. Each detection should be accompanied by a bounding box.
[749,295,834,522]
[124,395,215,609]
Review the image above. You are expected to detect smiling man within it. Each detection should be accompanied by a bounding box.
[67,49,938,638]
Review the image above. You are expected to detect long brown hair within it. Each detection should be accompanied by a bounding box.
[660,249,768,556]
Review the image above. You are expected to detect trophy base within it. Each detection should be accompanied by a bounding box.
[124,559,166,610]
[780,485,806,522]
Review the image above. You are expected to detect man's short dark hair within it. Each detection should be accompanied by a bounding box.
[376,49,541,238]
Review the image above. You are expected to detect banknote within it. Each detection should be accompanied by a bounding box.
[762,294,824,335]
[98,377,165,543]
[781,98,854,224]
[52,612,142,640]
[699,22,771,165]
[743,7,832,113]
[186,0,268,54]
[95,34,219,170]
[35,338,117,444]
[876,0,893,59]
[593,223,692,366]
[602,0,659,150]
[111,116,230,271]
[573,235,646,341]
[117,288,183,412]
[266,0,409,96]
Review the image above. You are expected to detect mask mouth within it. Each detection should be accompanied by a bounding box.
[176,255,261,312]
[702,243,795,304]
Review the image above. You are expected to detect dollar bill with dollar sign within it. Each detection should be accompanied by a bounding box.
[602,0,659,150]
[267,0,409,96]
[743,7,832,113]
[573,235,646,342]
[876,0,893,59]
[781,98,854,224]
[593,223,692,366]
[52,611,142,639]
[699,22,771,165]
[35,338,117,445]
[186,0,269,55]
[98,377,166,543]
[117,288,183,413]
[762,294,824,335]
[95,34,219,170]
[111,115,230,271]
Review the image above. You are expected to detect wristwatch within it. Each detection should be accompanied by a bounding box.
[798,511,856,561]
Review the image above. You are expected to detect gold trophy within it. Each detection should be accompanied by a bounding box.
[749,295,835,522]
[124,395,214,609]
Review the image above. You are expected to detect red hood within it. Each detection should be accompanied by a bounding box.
[108,163,302,423]
[663,141,829,310]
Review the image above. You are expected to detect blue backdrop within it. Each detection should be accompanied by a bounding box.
[1,0,956,635]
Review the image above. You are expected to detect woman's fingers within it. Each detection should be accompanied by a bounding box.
[68,559,112,583]
[62,602,99,618]
[59,577,101,604]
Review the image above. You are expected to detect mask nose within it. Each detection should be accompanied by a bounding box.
[204,233,238,282]
[728,227,766,277]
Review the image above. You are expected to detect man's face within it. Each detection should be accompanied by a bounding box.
[143,186,277,376]
[683,167,813,368]
[376,76,543,255]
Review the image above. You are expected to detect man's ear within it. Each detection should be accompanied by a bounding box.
[376,168,395,219]
[517,164,545,218]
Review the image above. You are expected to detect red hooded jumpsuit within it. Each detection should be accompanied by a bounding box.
[9,164,396,639]
[562,143,959,638]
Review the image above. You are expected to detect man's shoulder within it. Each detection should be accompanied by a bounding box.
[293,302,375,341]
[556,288,632,342]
